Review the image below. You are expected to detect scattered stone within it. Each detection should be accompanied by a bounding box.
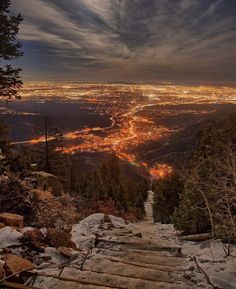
[133,232,143,238]
[108,215,126,229]
[0,222,5,229]
[2,248,12,254]
[56,247,82,262]
[19,228,46,253]
[171,247,183,257]
[0,227,23,248]
[21,228,45,244]
[0,265,5,280]
[47,229,76,249]
[3,254,33,278]
[0,213,24,228]
[43,247,67,265]
[33,255,52,266]
[57,246,76,258]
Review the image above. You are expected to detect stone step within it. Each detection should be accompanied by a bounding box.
[95,248,187,269]
[104,247,175,257]
[97,239,179,252]
[84,256,192,284]
[34,267,193,289]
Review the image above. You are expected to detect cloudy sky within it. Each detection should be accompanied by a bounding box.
[12,0,236,82]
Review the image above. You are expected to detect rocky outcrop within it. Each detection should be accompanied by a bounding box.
[33,171,64,196]
[27,189,79,228]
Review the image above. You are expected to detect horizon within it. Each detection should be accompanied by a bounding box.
[15,80,236,87]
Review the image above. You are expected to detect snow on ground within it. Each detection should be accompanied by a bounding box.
[182,240,236,289]
[0,226,23,248]
[42,247,69,265]
[154,222,236,289]
[71,213,126,249]
[108,215,126,229]
[0,198,235,289]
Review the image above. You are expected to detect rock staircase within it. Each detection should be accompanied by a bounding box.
[32,192,199,289]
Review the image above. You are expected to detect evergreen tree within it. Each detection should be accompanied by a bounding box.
[153,172,183,223]
[33,118,70,189]
[173,113,236,236]
[0,121,9,153]
[75,154,149,219]
[0,0,23,99]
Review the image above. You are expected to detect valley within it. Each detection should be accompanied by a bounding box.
[1,83,236,178]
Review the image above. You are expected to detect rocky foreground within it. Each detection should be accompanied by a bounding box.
[0,192,235,289]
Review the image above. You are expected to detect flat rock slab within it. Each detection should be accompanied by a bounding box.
[84,256,191,284]
[33,267,193,289]
[94,248,187,268]
[0,213,24,228]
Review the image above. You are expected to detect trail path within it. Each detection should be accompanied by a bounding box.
[34,191,207,289]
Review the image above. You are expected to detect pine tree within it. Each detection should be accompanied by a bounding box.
[0,121,9,153]
[33,118,71,189]
[0,0,23,99]
[153,172,183,224]
[173,113,236,236]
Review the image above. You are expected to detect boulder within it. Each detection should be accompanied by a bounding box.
[33,171,64,196]
[3,254,33,278]
[0,213,24,228]
[0,227,23,248]
[72,214,127,247]
[20,228,45,252]
[47,229,76,249]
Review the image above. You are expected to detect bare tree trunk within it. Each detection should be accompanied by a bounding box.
[199,189,215,238]
[223,144,236,236]
[44,116,49,172]
[225,188,236,236]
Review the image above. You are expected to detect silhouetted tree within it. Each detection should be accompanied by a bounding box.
[153,171,183,223]
[75,155,149,219]
[33,118,70,189]
[173,113,236,236]
[0,0,23,99]
[0,121,9,153]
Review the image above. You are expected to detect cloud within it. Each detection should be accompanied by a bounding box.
[11,0,236,82]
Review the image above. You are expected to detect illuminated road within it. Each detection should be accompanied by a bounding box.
[10,83,236,179]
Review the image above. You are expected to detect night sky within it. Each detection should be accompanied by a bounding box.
[12,0,236,83]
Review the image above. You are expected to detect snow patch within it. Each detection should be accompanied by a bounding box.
[71,213,126,248]
[108,215,126,229]
[154,222,236,289]
[182,240,236,289]
[0,226,23,248]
